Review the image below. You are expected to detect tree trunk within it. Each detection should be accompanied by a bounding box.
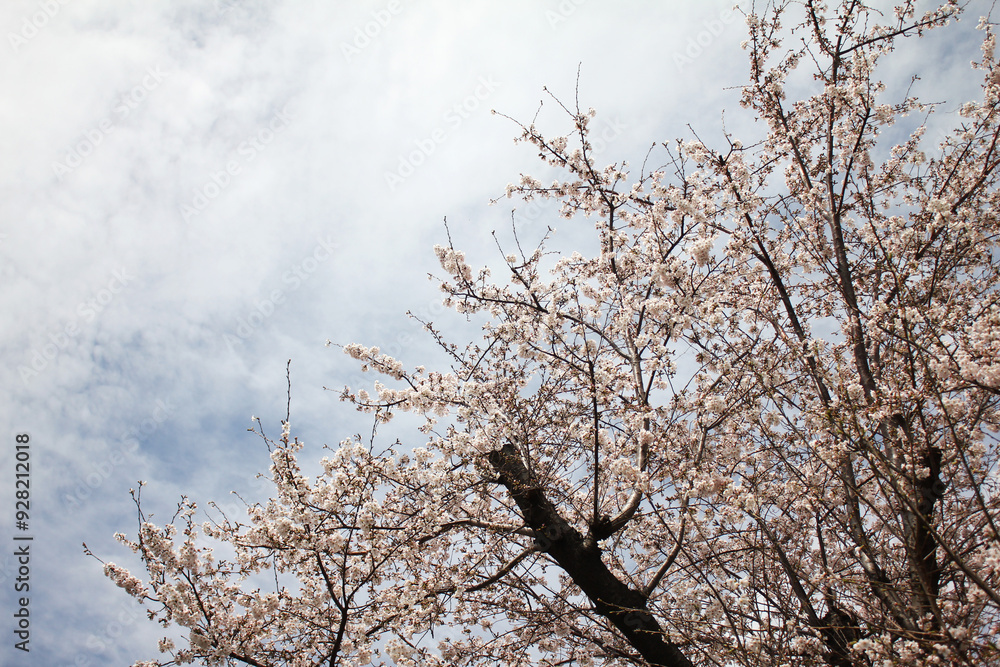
[487,443,695,667]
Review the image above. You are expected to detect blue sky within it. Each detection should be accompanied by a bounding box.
[0,1,988,664]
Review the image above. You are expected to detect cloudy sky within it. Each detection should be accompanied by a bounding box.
[0,0,988,664]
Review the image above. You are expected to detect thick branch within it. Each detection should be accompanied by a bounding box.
[486,442,695,667]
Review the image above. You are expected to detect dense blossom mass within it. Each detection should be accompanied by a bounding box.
[99,1,1000,665]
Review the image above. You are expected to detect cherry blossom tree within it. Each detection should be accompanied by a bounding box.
[97,1,1000,665]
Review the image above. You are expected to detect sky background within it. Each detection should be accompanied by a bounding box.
[0,1,989,664]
